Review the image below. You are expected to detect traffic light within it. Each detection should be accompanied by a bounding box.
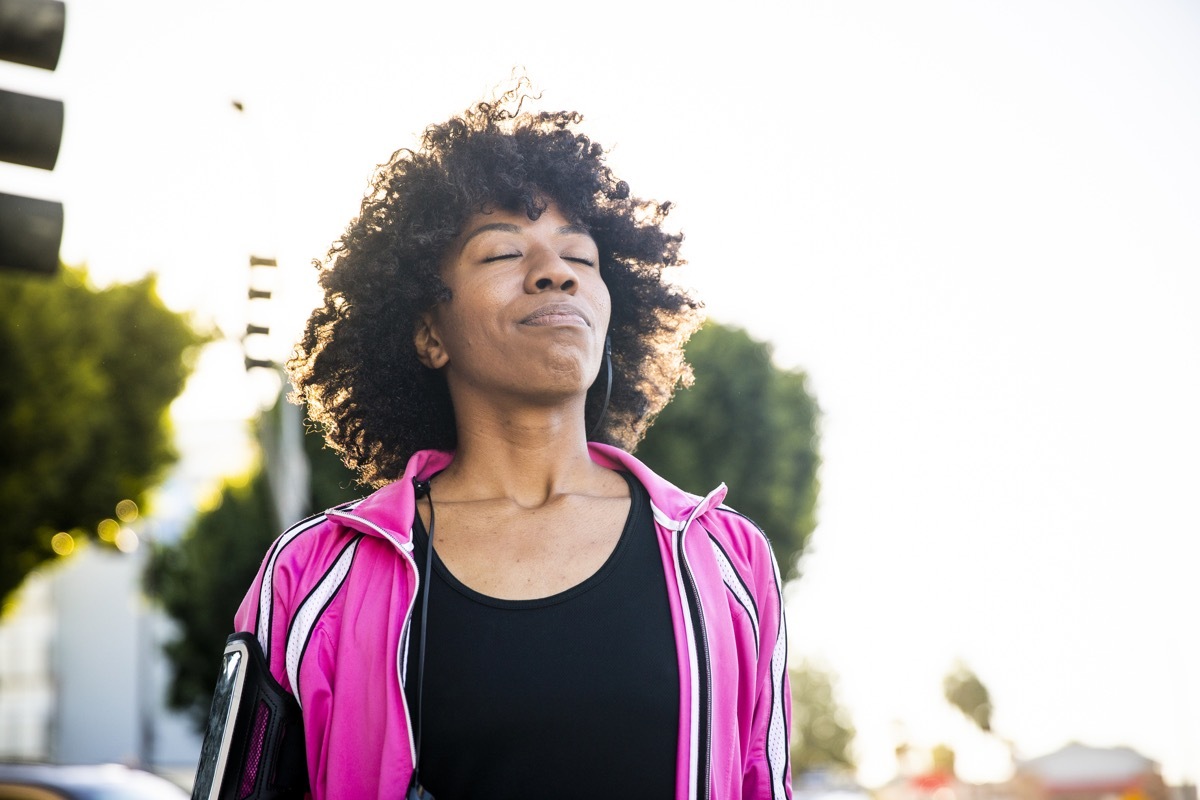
[0,0,66,275]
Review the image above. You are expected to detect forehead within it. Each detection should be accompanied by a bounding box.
[456,204,593,244]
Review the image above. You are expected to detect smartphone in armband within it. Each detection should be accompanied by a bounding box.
[191,632,309,800]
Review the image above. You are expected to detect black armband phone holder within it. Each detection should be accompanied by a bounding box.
[191,632,309,800]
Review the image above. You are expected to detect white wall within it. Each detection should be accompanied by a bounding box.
[0,575,55,757]
[0,542,202,768]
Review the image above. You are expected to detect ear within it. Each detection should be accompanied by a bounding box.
[413,311,449,369]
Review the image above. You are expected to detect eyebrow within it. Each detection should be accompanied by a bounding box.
[459,221,594,249]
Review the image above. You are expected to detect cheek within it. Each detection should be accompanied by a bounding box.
[590,278,613,330]
[445,283,504,340]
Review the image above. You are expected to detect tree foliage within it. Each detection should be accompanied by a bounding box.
[147,398,361,725]
[790,660,857,773]
[0,267,203,603]
[943,661,993,733]
[635,322,820,577]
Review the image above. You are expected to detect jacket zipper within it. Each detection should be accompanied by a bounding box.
[396,543,421,771]
[678,518,712,800]
[329,508,421,771]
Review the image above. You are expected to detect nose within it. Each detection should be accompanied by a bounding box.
[523,248,577,294]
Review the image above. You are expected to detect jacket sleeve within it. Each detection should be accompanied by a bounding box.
[743,526,794,799]
[233,519,318,692]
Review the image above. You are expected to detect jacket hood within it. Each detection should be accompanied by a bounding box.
[325,444,727,545]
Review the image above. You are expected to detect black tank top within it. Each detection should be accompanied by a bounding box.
[404,472,678,799]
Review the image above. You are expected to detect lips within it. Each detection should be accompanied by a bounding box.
[520,303,590,327]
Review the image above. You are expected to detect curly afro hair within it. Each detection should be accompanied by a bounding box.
[288,85,704,487]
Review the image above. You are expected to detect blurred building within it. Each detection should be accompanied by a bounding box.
[793,768,873,800]
[872,740,1182,800]
[1012,743,1169,800]
[877,769,1021,800]
[875,744,1018,800]
[0,366,259,775]
[0,537,201,771]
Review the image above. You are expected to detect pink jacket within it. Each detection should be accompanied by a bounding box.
[235,444,793,800]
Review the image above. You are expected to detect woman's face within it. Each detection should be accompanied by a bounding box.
[415,203,611,407]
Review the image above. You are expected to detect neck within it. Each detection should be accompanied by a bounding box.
[434,399,603,508]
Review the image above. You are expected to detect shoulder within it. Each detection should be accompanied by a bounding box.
[267,498,369,574]
[235,494,399,641]
[696,503,784,611]
[242,498,374,624]
[699,504,775,569]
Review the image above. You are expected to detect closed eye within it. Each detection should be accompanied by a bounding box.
[564,256,595,266]
[482,253,520,263]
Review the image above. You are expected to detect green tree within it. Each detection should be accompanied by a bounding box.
[0,267,203,604]
[790,660,857,773]
[943,661,993,733]
[147,397,361,725]
[635,322,820,577]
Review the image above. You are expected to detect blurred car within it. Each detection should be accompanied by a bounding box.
[794,768,873,800]
[0,762,188,800]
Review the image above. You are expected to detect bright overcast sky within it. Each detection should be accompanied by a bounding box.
[3,0,1198,786]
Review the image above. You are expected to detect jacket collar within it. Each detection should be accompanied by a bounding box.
[325,449,454,547]
[586,443,728,530]
[326,444,727,545]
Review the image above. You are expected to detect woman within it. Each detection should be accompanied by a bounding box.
[233,87,792,800]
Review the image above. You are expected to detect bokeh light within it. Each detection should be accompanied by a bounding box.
[96,518,119,543]
[114,528,139,554]
[115,499,139,522]
[50,532,75,556]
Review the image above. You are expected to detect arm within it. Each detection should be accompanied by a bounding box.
[189,534,315,800]
[715,515,792,800]
[735,520,794,800]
